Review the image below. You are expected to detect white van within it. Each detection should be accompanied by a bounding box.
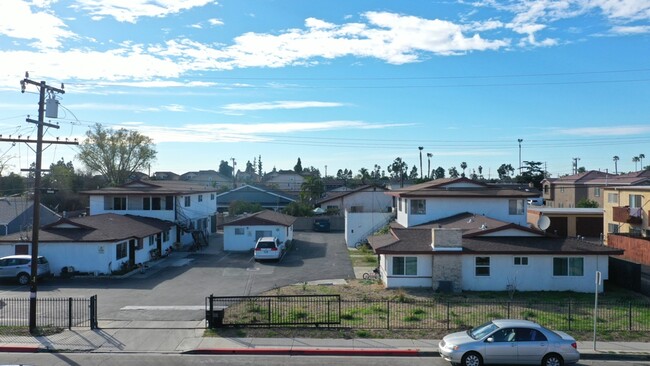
[527,197,544,206]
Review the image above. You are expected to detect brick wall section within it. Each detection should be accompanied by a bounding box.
[608,234,650,266]
[432,255,462,292]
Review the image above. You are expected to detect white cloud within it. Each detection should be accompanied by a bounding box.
[555,125,650,136]
[72,0,216,23]
[610,25,650,34]
[0,0,76,49]
[208,18,223,26]
[222,101,345,111]
[591,0,650,21]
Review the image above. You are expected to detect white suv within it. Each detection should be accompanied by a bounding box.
[253,237,285,261]
[0,255,51,285]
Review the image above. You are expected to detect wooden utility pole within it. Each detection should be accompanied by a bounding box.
[11,73,75,334]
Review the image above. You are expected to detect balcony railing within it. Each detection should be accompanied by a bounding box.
[612,206,643,225]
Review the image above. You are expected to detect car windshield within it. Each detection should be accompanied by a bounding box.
[469,321,499,340]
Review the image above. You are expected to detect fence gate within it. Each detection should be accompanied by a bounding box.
[205,294,341,328]
[0,295,98,329]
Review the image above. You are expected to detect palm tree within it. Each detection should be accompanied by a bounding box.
[460,161,467,177]
[639,154,645,170]
[633,156,640,171]
[613,156,619,174]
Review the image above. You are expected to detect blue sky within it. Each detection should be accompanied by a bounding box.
[1,0,649,180]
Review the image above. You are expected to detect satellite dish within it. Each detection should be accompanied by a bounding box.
[537,216,551,231]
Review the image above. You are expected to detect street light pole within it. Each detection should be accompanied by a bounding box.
[418,146,423,179]
[427,153,433,179]
[517,139,523,176]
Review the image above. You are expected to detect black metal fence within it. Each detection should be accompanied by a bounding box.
[207,295,650,332]
[206,295,341,327]
[0,295,98,329]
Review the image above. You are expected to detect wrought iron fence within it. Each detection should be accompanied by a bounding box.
[207,295,650,332]
[206,294,341,327]
[0,295,98,329]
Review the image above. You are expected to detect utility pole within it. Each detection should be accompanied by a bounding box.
[418,146,423,179]
[15,73,72,334]
[426,153,432,179]
[572,157,581,175]
[230,157,236,188]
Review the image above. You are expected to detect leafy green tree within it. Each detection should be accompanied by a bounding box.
[497,163,515,180]
[228,201,263,216]
[218,160,233,177]
[300,176,324,204]
[518,161,546,189]
[294,158,303,173]
[448,166,459,178]
[0,173,25,196]
[283,201,314,217]
[576,198,599,208]
[387,157,408,187]
[409,165,418,180]
[41,158,88,211]
[257,155,263,175]
[434,167,445,179]
[77,123,156,186]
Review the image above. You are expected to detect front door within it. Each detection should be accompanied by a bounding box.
[128,239,136,268]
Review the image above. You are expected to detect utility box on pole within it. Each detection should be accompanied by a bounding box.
[46,98,59,118]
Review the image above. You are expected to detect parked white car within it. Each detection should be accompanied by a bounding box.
[253,237,285,261]
[0,255,51,285]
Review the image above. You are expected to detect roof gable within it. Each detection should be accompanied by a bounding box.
[224,210,296,227]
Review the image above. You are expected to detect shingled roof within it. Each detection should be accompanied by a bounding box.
[386,177,539,199]
[81,179,218,196]
[223,210,296,227]
[0,213,173,243]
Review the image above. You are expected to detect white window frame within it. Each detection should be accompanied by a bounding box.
[392,256,417,276]
[514,256,528,266]
[553,257,584,277]
[410,199,426,215]
[475,257,490,276]
[509,199,524,215]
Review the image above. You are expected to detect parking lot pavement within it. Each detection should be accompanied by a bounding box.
[0,231,355,323]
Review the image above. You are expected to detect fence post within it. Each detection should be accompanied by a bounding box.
[568,301,572,331]
[386,300,390,330]
[629,302,632,331]
[89,295,96,330]
[507,302,510,319]
[446,302,450,330]
[68,297,73,330]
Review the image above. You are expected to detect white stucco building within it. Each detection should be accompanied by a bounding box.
[223,210,296,251]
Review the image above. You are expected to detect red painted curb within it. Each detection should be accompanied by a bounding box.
[0,346,41,353]
[186,348,420,356]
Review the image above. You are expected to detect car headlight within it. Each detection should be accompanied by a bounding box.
[444,343,459,351]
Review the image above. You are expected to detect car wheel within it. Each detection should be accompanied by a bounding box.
[17,272,30,285]
[542,353,563,366]
[461,352,483,366]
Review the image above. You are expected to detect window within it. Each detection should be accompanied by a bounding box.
[553,257,584,276]
[113,197,127,210]
[116,242,127,260]
[163,229,170,242]
[514,257,528,266]
[392,257,417,276]
[475,257,490,276]
[607,192,619,204]
[235,228,245,235]
[149,236,155,247]
[398,198,402,212]
[630,194,642,208]
[211,193,215,200]
[184,196,191,207]
[133,239,142,250]
[165,196,174,210]
[350,205,363,213]
[143,197,151,210]
[411,200,426,215]
[608,223,619,234]
[151,197,161,210]
[508,199,524,215]
[594,187,601,197]
[630,227,642,237]
[198,194,203,202]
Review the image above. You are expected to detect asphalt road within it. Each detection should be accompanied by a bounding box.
[0,231,355,322]
[0,353,644,366]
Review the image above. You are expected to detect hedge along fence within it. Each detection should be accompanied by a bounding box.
[216,296,650,331]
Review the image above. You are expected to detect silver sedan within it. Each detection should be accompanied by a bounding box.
[438,319,580,366]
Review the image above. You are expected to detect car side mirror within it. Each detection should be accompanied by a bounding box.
[486,337,494,343]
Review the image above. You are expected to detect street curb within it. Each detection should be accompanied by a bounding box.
[184,348,420,357]
[580,352,650,361]
[0,345,41,353]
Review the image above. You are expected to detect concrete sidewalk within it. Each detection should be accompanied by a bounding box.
[1,321,649,361]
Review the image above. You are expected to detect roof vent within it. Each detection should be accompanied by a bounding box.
[480,224,488,230]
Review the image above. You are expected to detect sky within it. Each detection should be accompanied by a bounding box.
[0,0,649,181]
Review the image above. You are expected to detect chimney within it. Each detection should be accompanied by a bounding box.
[431,228,463,252]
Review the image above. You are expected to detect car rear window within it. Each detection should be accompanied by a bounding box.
[257,241,276,249]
